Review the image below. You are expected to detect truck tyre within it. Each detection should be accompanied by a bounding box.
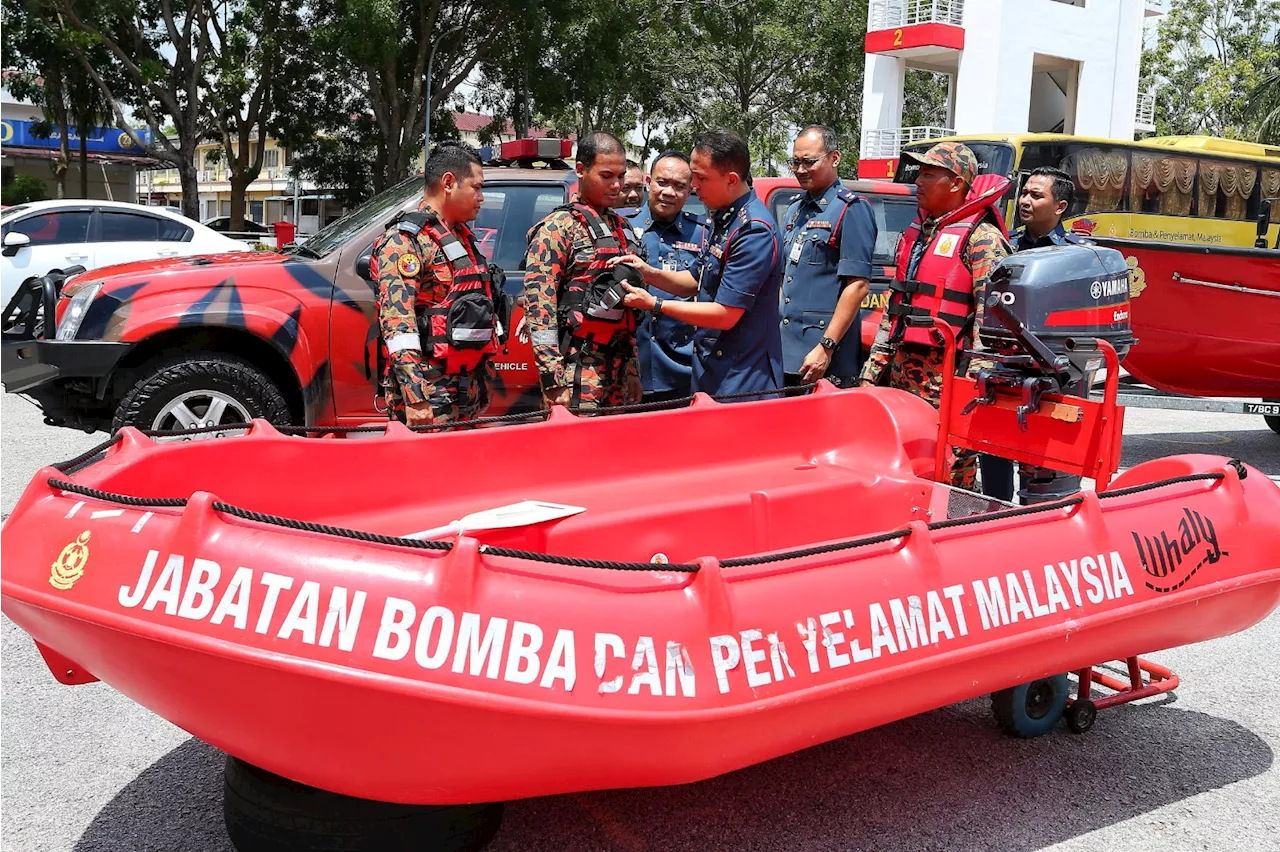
[223,756,505,852]
[114,352,293,435]
[1265,414,1280,436]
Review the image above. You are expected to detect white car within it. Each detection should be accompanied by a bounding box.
[1,200,246,309]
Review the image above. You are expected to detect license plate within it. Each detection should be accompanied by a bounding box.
[1244,402,1280,415]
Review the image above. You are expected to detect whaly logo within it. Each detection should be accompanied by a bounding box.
[1132,509,1225,593]
[50,531,92,590]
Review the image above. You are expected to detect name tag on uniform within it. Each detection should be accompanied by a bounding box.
[808,220,832,229]
[934,234,959,258]
[663,253,677,271]
[788,239,803,264]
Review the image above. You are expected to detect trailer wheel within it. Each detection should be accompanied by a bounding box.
[1066,698,1098,734]
[223,756,504,852]
[1265,414,1280,436]
[990,673,1069,738]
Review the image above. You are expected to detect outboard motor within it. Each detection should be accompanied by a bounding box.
[969,243,1137,503]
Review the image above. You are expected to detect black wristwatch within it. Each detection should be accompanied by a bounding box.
[653,297,664,316]
[820,336,836,352]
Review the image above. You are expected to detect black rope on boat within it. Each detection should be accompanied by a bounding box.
[276,424,388,435]
[720,527,914,568]
[209,503,453,550]
[50,478,188,507]
[409,409,550,431]
[1097,471,1225,499]
[51,433,122,474]
[46,477,453,551]
[478,545,699,573]
[927,494,1084,530]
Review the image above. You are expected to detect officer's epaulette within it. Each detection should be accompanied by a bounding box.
[1009,226,1025,241]
[681,209,707,228]
[835,185,858,204]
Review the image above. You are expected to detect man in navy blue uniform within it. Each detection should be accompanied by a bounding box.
[981,166,1083,501]
[779,126,877,387]
[626,151,706,402]
[615,128,783,399]
[1008,166,1083,251]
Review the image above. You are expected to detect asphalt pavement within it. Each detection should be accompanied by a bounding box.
[3,391,1279,852]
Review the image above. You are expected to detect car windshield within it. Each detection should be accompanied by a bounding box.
[293,177,422,258]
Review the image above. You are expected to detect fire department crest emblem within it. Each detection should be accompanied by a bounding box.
[1126,255,1147,298]
[934,234,958,258]
[50,531,91,590]
[397,254,421,277]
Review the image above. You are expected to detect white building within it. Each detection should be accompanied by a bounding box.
[858,0,1165,177]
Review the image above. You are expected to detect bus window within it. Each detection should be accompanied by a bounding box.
[894,141,1015,185]
[1130,152,1195,216]
[1197,160,1260,221]
[1020,142,1130,216]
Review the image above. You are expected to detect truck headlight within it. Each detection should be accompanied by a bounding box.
[56,283,103,341]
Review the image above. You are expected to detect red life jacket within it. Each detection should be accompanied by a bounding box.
[554,202,635,350]
[372,209,499,375]
[887,176,1010,347]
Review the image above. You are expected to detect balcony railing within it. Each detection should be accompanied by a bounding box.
[1144,0,1166,15]
[869,0,965,30]
[862,126,955,160]
[1135,92,1156,132]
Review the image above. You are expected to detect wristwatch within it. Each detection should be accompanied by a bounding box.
[653,297,665,316]
[820,336,836,352]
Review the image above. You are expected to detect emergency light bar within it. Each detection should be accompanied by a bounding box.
[499,138,572,160]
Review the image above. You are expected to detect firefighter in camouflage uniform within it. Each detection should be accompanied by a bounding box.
[859,141,1011,489]
[373,142,501,424]
[522,130,644,410]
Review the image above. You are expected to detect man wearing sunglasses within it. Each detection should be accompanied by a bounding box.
[779,126,876,388]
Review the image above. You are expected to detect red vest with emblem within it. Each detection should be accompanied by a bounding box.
[554,202,635,349]
[888,175,1010,346]
[371,210,499,375]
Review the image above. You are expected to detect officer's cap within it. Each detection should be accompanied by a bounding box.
[902,142,978,186]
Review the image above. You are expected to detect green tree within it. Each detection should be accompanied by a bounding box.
[2,174,51,205]
[36,0,219,218]
[308,0,521,192]
[206,0,329,229]
[3,2,75,198]
[1140,0,1280,139]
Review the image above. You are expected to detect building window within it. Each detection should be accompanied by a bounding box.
[264,148,280,168]
[250,200,265,223]
[206,200,220,219]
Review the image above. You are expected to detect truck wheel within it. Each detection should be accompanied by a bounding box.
[114,352,293,437]
[1265,414,1280,436]
[223,756,505,852]
[990,673,1070,738]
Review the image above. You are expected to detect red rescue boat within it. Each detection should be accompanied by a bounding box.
[3,383,1280,832]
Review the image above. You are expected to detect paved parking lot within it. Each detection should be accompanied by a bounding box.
[3,392,1279,852]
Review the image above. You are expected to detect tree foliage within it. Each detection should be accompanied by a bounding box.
[1141,0,1280,140]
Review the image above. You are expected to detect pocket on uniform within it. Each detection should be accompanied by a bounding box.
[803,231,835,266]
[800,310,834,331]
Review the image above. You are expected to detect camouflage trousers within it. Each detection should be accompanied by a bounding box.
[880,343,977,490]
[385,362,489,425]
[563,344,634,411]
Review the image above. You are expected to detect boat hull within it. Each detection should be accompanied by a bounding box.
[3,391,1279,804]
